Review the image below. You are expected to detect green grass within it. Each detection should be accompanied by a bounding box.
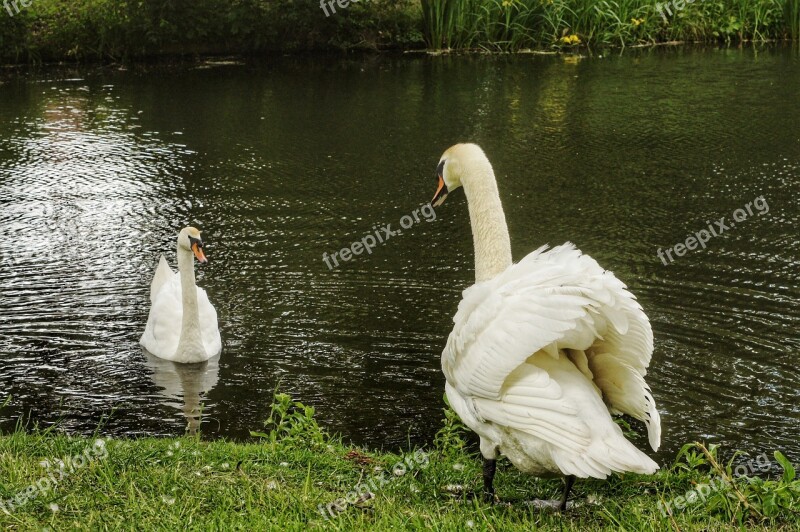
[0,394,798,531]
[420,0,800,50]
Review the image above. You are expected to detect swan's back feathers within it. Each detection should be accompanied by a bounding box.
[141,255,222,362]
[141,274,222,362]
[442,242,661,453]
[150,255,175,304]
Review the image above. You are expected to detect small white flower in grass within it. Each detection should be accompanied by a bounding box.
[266,480,278,490]
[39,460,51,468]
[393,467,406,477]
[161,496,176,505]
[166,451,174,457]
[94,439,106,449]
[221,463,230,470]
[466,520,475,528]
[443,484,464,494]
[452,463,464,471]
[194,471,202,476]
[172,442,181,449]
[279,462,289,467]
[48,503,59,513]
[410,484,420,494]
[202,466,212,472]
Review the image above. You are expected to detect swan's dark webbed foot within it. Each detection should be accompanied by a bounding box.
[482,458,497,503]
[559,475,576,512]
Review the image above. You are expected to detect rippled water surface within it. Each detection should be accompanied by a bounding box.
[0,49,798,462]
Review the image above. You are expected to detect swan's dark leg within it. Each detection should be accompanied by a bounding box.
[482,458,497,503]
[559,475,576,511]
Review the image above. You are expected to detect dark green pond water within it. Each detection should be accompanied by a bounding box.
[0,48,798,463]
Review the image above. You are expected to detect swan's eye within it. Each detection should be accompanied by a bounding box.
[189,237,203,249]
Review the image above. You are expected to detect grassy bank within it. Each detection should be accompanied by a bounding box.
[1,395,798,530]
[420,0,800,50]
[1,0,799,64]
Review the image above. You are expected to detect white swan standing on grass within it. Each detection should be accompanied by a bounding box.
[140,227,222,364]
[430,144,661,510]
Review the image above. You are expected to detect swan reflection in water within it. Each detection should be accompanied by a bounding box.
[143,351,220,435]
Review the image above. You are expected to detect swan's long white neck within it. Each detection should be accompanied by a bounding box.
[175,245,206,363]
[460,156,513,282]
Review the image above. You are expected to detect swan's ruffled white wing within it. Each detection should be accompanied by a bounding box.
[141,274,182,359]
[141,276,221,361]
[150,255,175,304]
[442,242,660,451]
[197,286,222,357]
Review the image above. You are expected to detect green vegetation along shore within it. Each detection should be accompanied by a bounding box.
[0,0,799,64]
[1,395,798,530]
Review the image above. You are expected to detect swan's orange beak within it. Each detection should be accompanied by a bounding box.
[431,173,448,208]
[192,242,207,263]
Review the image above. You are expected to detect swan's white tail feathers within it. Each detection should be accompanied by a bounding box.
[588,352,662,451]
[550,434,659,479]
[150,255,174,304]
[645,395,662,451]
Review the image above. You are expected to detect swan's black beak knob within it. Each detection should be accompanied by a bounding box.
[189,237,207,263]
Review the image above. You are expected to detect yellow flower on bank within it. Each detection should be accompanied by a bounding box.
[631,18,645,26]
[560,34,581,45]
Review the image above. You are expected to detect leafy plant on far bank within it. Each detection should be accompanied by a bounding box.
[788,0,800,39]
[421,0,800,51]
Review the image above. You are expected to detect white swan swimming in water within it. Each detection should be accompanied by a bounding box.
[430,144,661,510]
[140,227,222,363]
